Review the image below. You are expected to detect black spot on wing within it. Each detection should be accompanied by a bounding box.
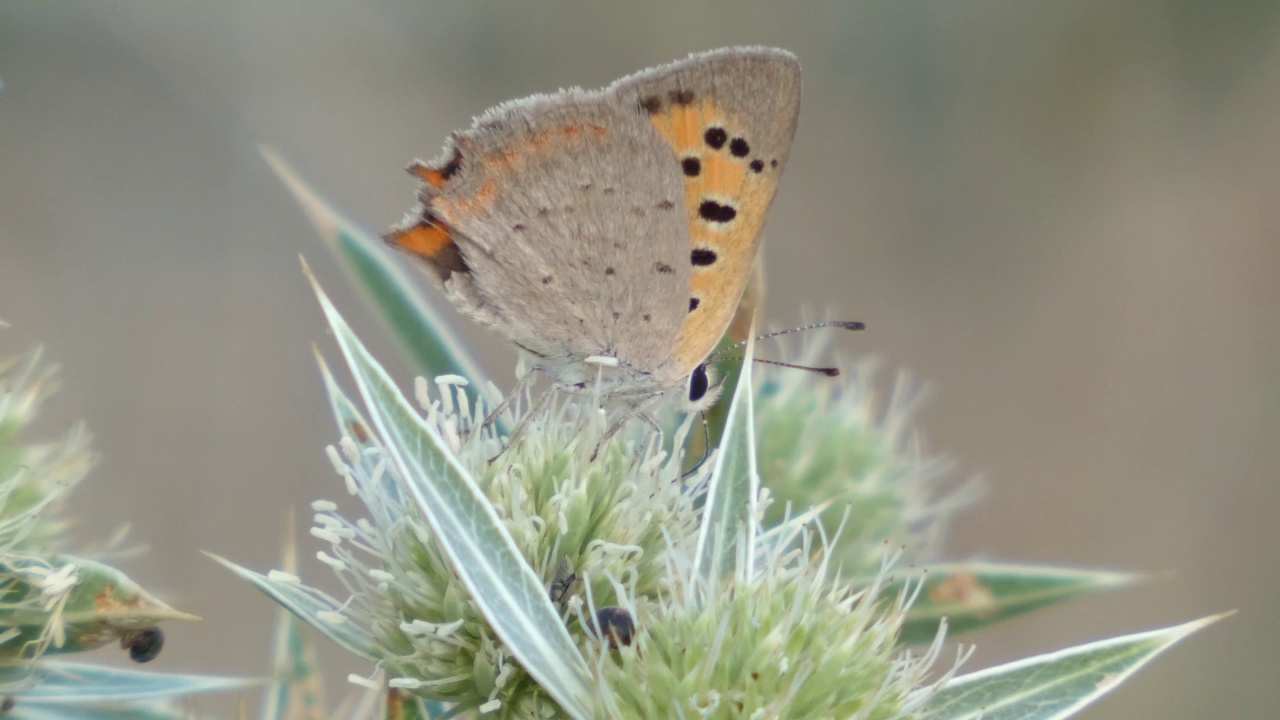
[698,200,737,223]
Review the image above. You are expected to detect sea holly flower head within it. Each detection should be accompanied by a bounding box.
[238,281,961,719]
[307,376,705,713]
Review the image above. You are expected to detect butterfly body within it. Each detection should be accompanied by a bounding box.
[386,47,801,408]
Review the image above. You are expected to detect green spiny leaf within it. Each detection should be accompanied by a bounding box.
[694,333,758,583]
[0,555,196,663]
[259,516,326,720]
[307,269,592,720]
[923,613,1229,720]
[260,147,489,395]
[206,552,380,663]
[888,562,1139,646]
[8,659,256,705]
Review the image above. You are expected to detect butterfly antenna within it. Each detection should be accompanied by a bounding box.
[708,320,864,362]
[716,357,842,376]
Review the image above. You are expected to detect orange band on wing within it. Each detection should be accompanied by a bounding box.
[433,177,498,221]
[411,164,451,190]
[387,221,453,260]
[409,150,462,190]
[383,216,470,282]
[647,98,774,373]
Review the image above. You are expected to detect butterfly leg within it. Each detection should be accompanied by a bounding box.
[486,386,556,464]
[481,358,537,430]
[589,392,666,461]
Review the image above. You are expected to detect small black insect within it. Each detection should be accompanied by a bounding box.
[121,627,165,663]
[550,574,578,604]
[591,606,636,649]
[549,559,577,605]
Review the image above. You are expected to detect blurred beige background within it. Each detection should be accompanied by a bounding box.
[2,2,1277,717]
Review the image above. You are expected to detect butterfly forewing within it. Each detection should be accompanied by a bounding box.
[610,47,802,377]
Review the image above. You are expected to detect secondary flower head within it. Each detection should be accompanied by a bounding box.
[750,337,967,575]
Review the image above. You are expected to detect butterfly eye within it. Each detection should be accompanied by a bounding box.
[687,364,710,403]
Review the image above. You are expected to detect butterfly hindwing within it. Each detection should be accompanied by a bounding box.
[386,92,693,376]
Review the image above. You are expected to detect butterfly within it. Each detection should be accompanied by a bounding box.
[385,47,801,421]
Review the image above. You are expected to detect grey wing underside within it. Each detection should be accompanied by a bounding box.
[395,46,800,380]
[426,94,691,375]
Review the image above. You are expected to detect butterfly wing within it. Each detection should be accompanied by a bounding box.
[386,47,801,389]
[385,91,693,379]
[609,47,802,377]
